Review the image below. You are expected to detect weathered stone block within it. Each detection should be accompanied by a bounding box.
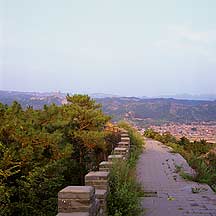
[58,199,95,213]
[113,147,128,155]
[85,180,108,190]
[58,186,95,200]
[99,161,113,172]
[85,172,109,190]
[95,189,107,201]
[95,190,107,216]
[118,141,129,145]
[108,154,124,162]
[58,186,96,214]
[121,137,130,142]
[121,133,129,137]
[94,198,100,216]
[85,172,109,181]
[117,142,130,149]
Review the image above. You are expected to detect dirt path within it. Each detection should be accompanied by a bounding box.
[136,138,216,216]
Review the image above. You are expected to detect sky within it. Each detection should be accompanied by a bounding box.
[0,0,216,97]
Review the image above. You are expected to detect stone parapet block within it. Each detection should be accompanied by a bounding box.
[58,186,95,200]
[121,137,130,143]
[118,141,130,145]
[85,172,109,190]
[108,154,124,162]
[113,147,128,156]
[99,161,113,172]
[95,189,107,213]
[85,172,109,181]
[85,181,108,190]
[58,186,96,214]
[95,189,107,201]
[58,199,95,213]
[117,141,130,149]
[121,133,129,137]
[95,199,100,216]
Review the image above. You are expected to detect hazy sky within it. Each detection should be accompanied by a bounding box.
[1,0,216,96]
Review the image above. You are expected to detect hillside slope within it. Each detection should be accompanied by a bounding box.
[96,97,216,123]
[0,91,216,123]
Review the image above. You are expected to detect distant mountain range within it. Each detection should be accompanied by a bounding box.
[96,97,216,124]
[0,90,216,125]
[158,94,216,101]
[93,93,216,101]
[0,90,66,109]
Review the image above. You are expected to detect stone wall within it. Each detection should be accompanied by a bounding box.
[57,129,131,216]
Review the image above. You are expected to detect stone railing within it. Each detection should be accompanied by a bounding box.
[57,129,131,216]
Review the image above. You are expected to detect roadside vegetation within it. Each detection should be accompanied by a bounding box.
[108,122,144,216]
[0,95,120,216]
[144,129,216,192]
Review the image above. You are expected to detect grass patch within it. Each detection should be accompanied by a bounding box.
[188,155,216,188]
[174,164,182,173]
[108,160,143,216]
[107,122,144,216]
[191,186,208,194]
[179,171,195,181]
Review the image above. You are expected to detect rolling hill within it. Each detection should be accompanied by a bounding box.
[0,90,216,124]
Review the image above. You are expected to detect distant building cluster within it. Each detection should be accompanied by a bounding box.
[150,122,216,143]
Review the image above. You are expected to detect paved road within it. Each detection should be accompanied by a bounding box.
[136,138,216,216]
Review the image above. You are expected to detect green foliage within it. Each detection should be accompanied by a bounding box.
[108,122,144,216]
[108,161,142,216]
[143,128,157,139]
[0,95,112,215]
[178,136,190,146]
[188,155,216,186]
[179,171,194,181]
[183,140,211,155]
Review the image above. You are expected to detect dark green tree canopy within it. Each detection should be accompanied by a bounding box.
[0,95,115,216]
